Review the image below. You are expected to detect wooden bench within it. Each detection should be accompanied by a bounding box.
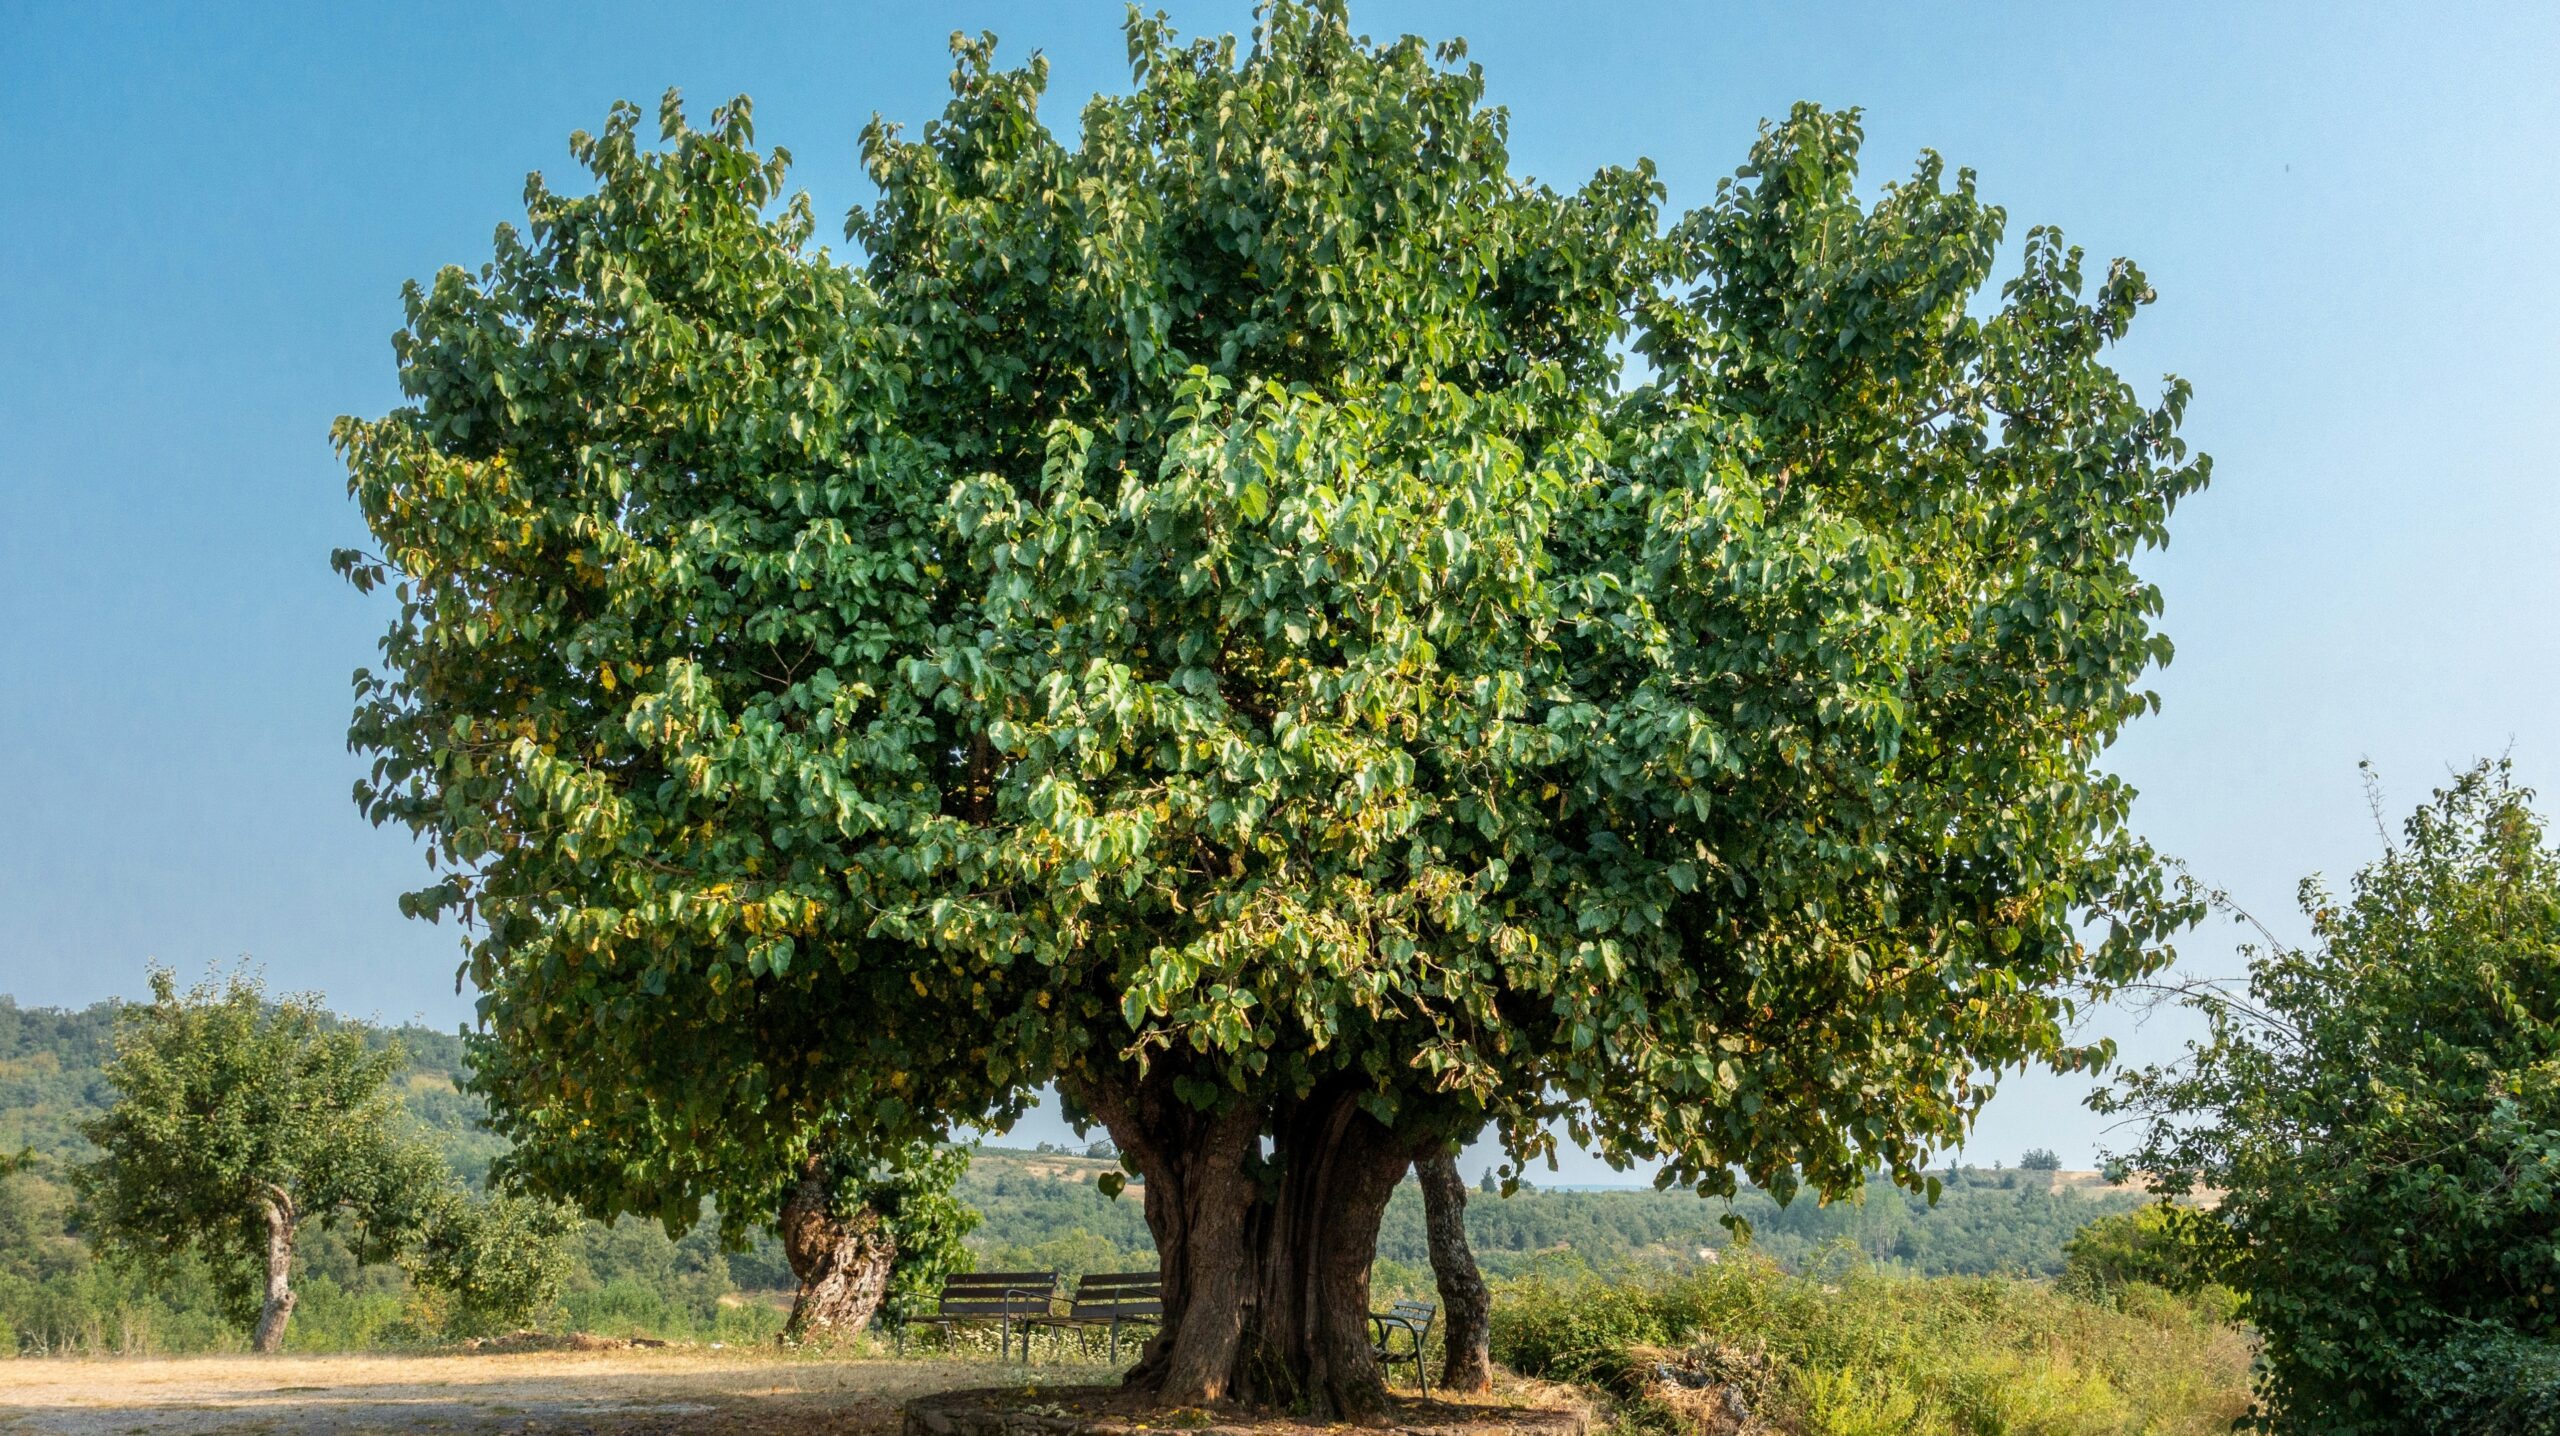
[896,1271,1059,1362]
[1026,1271,1162,1361]
[1370,1298,1437,1392]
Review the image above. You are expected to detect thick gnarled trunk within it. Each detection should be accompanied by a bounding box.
[252,1188,297,1354]
[779,1158,897,1343]
[1074,1071,1420,1418]
[1416,1150,1492,1392]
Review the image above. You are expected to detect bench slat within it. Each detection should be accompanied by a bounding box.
[1033,1269,1164,1332]
[911,1270,1061,1327]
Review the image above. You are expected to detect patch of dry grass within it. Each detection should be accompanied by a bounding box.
[1490,1256,2255,1436]
[0,1348,1095,1435]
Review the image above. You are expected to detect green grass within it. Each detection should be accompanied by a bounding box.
[1489,1250,2255,1436]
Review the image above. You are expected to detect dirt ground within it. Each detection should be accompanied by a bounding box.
[0,1350,1109,1436]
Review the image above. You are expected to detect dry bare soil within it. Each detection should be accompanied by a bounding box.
[0,1350,1088,1436]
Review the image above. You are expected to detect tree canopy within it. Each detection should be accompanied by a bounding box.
[338,2,2203,1409]
[2101,764,2560,1432]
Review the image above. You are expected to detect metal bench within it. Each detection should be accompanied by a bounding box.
[896,1271,1059,1362]
[1370,1298,1437,1393]
[1026,1270,1162,1362]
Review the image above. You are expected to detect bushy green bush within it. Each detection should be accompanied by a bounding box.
[2100,765,2560,1432]
[555,1278,784,1343]
[403,1189,580,1337]
[272,1271,415,1352]
[0,1251,238,1355]
[1489,1252,2251,1436]
[2063,1205,2202,1294]
[2401,1326,2560,1436]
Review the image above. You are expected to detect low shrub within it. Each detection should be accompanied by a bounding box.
[2062,1205,2201,1295]
[2402,1326,2560,1436]
[1489,1248,2252,1436]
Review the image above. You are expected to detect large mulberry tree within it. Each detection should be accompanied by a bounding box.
[338,3,2206,1413]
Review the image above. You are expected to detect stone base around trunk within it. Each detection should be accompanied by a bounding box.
[902,1381,1590,1436]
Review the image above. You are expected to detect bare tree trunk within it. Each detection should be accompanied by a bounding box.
[1073,1068,1420,1418]
[251,1188,297,1354]
[779,1158,897,1343]
[1416,1149,1492,1393]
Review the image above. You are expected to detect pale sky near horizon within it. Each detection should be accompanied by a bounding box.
[4,3,2555,1182]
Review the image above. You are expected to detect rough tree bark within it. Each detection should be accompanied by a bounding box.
[251,1186,298,1354]
[1415,1150,1493,1392]
[1072,1069,1421,1418]
[779,1157,898,1343]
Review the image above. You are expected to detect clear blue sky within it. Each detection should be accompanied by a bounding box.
[4,3,2555,1178]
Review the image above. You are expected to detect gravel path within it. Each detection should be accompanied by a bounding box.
[0,1352,1101,1435]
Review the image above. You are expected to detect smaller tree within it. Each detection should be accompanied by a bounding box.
[2020,1148,2063,1172]
[2099,763,2560,1433]
[74,968,444,1351]
[781,1141,977,1342]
